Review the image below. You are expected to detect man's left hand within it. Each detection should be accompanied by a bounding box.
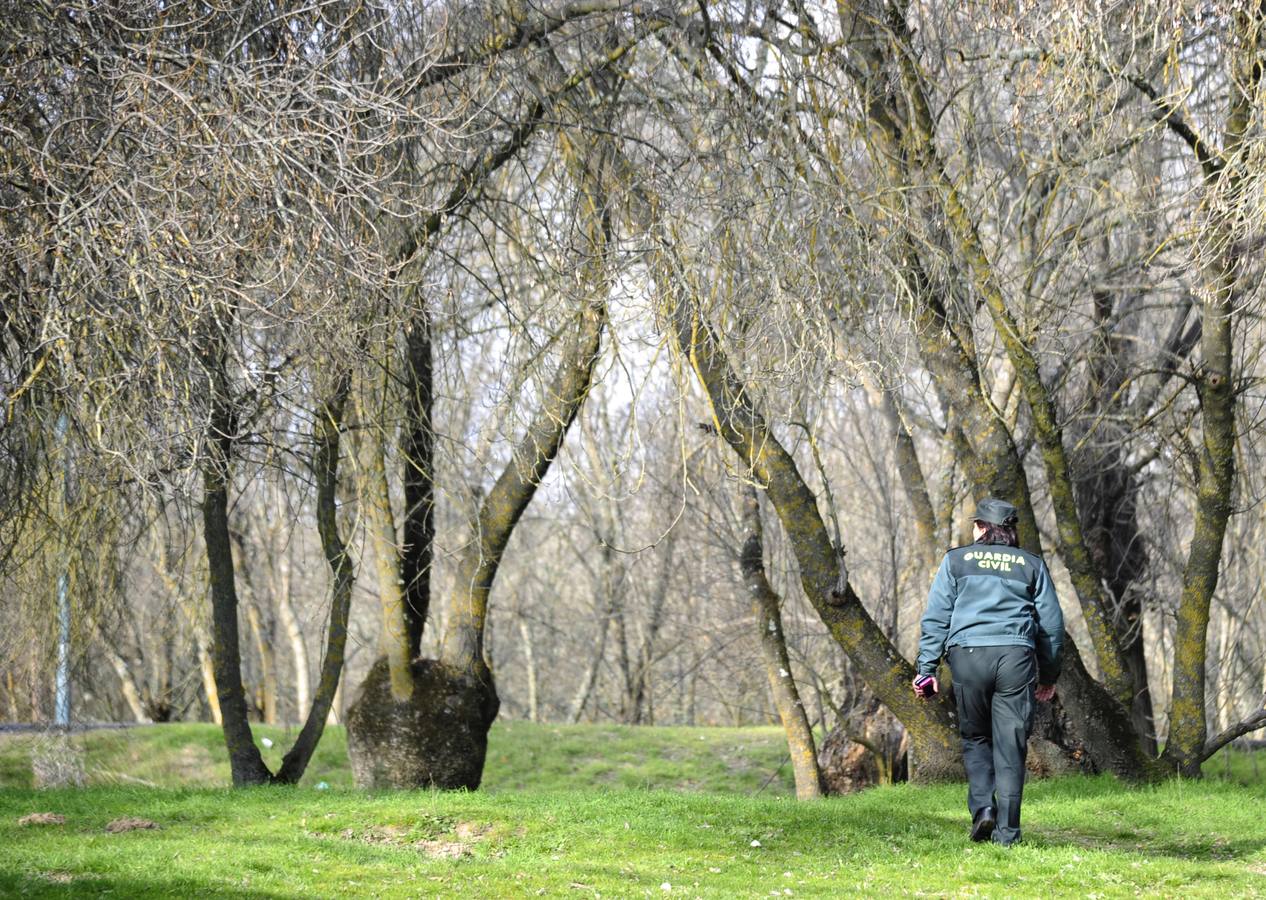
[1035,683,1056,703]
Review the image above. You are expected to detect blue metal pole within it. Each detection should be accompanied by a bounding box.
[54,411,71,728]
[55,571,71,727]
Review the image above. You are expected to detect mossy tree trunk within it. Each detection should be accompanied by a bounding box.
[440,298,607,672]
[739,485,825,799]
[829,4,1159,778]
[1160,6,1260,771]
[356,377,414,704]
[666,282,962,782]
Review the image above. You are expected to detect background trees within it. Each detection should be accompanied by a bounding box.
[3,0,1264,786]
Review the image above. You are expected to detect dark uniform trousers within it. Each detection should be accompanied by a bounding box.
[949,644,1036,845]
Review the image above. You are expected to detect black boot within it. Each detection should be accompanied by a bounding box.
[970,806,996,843]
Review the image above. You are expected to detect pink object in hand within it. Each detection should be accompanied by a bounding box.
[913,675,939,698]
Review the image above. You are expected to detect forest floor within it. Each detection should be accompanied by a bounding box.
[1,723,1264,897]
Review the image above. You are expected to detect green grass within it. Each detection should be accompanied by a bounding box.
[3,777,1266,897]
[0,722,798,794]
[1,724,1265,897]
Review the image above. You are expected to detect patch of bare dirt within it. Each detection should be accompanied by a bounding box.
[105,817,158,833]
[417,839,468,859]
[454,821,491,841]
[338,820,491,858]
[18,812,65,826]
[340,824,412,844]
[38,872,75,884]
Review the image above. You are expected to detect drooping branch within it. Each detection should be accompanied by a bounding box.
[394,2,684,96]
[390,16,672,276]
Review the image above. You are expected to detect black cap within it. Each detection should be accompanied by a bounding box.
[973,498,1019,527]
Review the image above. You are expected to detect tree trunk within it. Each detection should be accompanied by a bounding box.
[275,377,355,783]
[153,537,222,725]
[740,485,824,799]
[1161,262,1238,778]
[357,395,414,703]
[268,490,310,724]
[101,641,152,724]
[401,307,434,655]
[203,445,271,784]
[1160,7,1257,776]
[666,284,962,782]
[569,609,610,723]
[868,381,938,572]
[629,524,677,725]
[276,586,310,725]
[200,319,272,786]
[197,631,222,726]
[4,671,19,722]
[349,299,606,788]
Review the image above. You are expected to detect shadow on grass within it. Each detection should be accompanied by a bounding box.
[0,871,285,899]
[958,775,1266,863]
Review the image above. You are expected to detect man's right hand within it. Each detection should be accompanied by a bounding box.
[1035,683,1056,703]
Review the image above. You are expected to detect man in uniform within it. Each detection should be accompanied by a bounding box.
[913,498,1064,847]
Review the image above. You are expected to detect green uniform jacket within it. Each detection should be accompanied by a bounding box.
[916,542,1065,684]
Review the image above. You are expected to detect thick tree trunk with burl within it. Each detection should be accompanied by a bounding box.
[818,703,910,793]
[667,287,962,782]
[347,301,605,788]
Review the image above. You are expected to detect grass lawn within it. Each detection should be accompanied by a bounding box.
[0,722,800,794]
[1,724,1265,897]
